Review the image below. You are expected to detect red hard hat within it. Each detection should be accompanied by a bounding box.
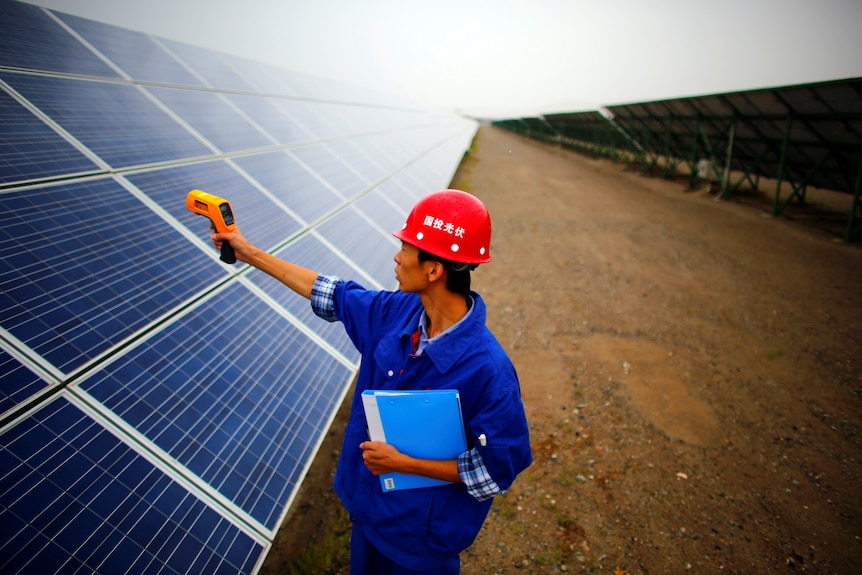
[393,189,492,265]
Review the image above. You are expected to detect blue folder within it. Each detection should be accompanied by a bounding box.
[362,389,467,492]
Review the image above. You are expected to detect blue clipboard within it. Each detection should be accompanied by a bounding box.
[362,389,467,492]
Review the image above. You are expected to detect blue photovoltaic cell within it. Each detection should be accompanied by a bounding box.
[0,395,262,574]
[0,348,49,417]
[146,86,274,153]
[0,87,100,186]
[326,138,390,186]
[125,160,303,253]
[335,106,377,134]
[383,128,441,167]
[365,108,424,132]
[1,72,213,169]
[375,176,424,215]
[233,150,343,224]
[290,143,369,199]
[401,167,444,202]
[0,178,226,374]
[277,100,341,140]
[346,133,403,174]
[427,133,476,181]
[314,102,364,136]
[54,11,205,87]
[247,233,363,364]
[0,0,120,78]
[402,143,460,192]
[408,161,444,191]
[347,105,414,134]
[220,55,300,97]
[355,188,409,242]
[434,130,476,170]
[79,282,353,529]
[226,94,313,145]
[158,37,255,92]
[289,72,364,105]
[315,206,400,287]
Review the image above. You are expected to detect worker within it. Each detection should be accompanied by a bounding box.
[212,188,532,574]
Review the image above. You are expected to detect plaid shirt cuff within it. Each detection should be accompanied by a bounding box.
[458,448,503,501]
[310,275,343,322]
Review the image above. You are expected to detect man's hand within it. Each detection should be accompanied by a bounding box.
[211,226,253,263]
[212,227,318,299]
[359,441,404,475]
[359,441,462,483]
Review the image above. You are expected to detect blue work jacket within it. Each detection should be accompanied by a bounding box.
[325,281,532,570]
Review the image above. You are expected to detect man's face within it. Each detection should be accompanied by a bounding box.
[394,242,432,293]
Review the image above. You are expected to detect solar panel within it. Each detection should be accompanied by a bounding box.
[604,79,862,202]
[375,176,423,214]
[0,177,226,374]
[220,55,300,97]
[281,100,345,140]
[247,233,365,365]
[0,87,101,186]
[495,78,862,241]
[542,111,640,158]
[1,72,214,169]
[0,1,477,573]
[231,150,341,224]
[0,348,50,415]
[225,94,313,145]
[157,37,256,92]
[315,207,400,286]
[124,159,304,252]
[1,394,263,574]
[326,137,392,185]
[145,86,275,153]
[290,143,370,198]
[53,11,205,87]
[0,0,119,78]
[77,282,353,530]
[354,187,412,242]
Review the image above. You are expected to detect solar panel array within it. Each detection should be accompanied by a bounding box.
[495,111,641,159]
[0,1,478,572]
[494,78,862,241]
[604,79,862,198]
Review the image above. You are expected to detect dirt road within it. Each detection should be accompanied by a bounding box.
[265,125,862,574]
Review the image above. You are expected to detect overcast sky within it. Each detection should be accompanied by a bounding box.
[28,0,862,118]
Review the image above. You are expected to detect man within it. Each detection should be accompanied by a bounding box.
[213,189,532,574]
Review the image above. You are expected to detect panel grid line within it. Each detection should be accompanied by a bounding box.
[68,388,271,542]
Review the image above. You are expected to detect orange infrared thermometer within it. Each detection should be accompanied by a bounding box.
[186,189,237,264]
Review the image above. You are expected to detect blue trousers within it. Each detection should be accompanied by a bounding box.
[350,522,460,575]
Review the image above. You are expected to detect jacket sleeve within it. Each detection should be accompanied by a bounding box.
[464,353,533,491]
[316,279,417,354]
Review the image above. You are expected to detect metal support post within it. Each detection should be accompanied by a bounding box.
[720,117,737,200]
[662,117,673,178]
[845,151,862,242]
[688,115,701,189]
[772,115,793,216]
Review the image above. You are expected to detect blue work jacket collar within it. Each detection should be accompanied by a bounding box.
[399,291,487,374]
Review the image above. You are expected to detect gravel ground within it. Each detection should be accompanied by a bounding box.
[262,125,862,575]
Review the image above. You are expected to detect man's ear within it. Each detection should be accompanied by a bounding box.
[426,261,445,283]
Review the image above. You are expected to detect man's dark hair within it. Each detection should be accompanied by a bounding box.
[417,249,474,296]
